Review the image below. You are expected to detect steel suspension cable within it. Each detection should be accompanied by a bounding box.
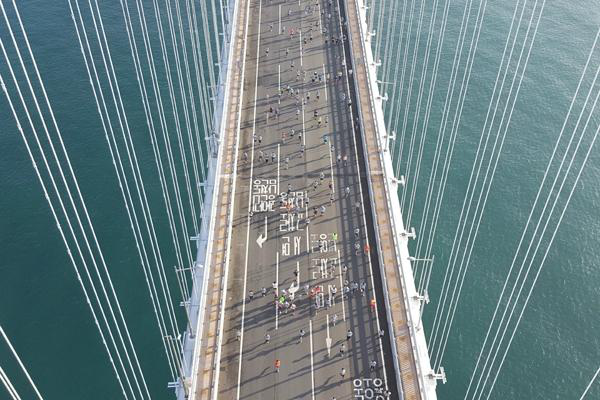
[579,365,600,400]
[423,0,479,347]
[434,1,545,370]
[430,0,528,358]
[483,87,599,400]
[476,30,597,400]
[385,0,408,161]
[0,366,20,400]
[87,0,184,348]
[69,0,178,380]
[118,0,187,340]
[398,0,426,214]
[392,0,418,175]
[0,325,44,400]
[427,0,489,362]
[404,0,439,230]
[413,0,452,293]
[2,3,150,395]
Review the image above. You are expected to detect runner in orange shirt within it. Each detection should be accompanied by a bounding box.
[274,359,281,373]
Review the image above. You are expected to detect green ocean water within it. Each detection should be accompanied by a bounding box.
[0,0,598,399]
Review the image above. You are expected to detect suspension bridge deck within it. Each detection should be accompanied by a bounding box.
[189,0,429,398]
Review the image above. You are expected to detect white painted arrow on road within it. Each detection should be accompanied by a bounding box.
[256,215,268,248]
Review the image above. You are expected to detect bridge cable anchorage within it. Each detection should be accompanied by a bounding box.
[431,0,546,372]
[69,0,180,383]
[0,325,44,399]
[411,0,452,288]
[468,24,598,400]
[1,1,154,397]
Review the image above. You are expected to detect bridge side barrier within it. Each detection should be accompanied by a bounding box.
[342,0,437,398]
[181,0,246,397]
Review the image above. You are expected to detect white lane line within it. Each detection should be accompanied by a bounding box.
[278,63,281,92]
[338,249,346,321]
[327,139,335,193]
[322,63,328,101]
[277,143,281,194]
[299,28,303,67]
[212,0,252,396]
[325,313,332,356]
[302,102,306,146]
[276,251,279,329]
[236,0,263,398]
[278,4,281,35]
[309,319,315,400]
[305,200,310,251]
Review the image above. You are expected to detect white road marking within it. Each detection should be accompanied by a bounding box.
[338,249,346,321]
[278,63,280,92]
[299,28,303,67]
[296,261,300,287]
[278,4,281,35]
[276,251,279,329]
[322,63,327,101]
[325,313,332,356]
[309,319,315,400]
[277,143,280,194]
[305,201,310,251]
[256,215,268,247]
[302,102,306,146]
[327,138,335,193]
[236,0,263,398]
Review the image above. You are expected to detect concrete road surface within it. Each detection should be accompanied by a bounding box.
[215,0,399,398]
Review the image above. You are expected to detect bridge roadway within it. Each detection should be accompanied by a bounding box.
[207,0,400,398]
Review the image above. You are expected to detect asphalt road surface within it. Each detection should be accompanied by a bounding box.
[216,0,398,398]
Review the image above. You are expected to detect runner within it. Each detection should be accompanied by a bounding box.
[274,359,281,373]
